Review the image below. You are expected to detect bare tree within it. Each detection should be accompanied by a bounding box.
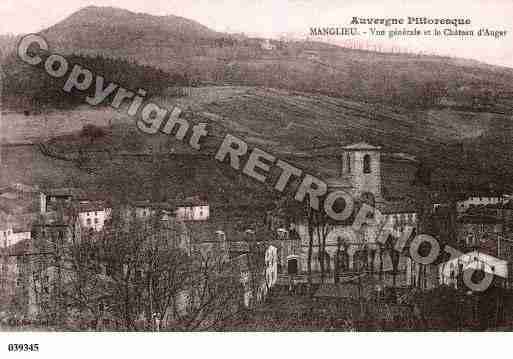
[313,210,333,283]
[24,209,245,331]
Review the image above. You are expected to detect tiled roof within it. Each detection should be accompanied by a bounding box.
[325,177,352,190]
[459,214,502,224]
[78,202,109,213]
[0,192,19,200]
[440,250,507,278]
[0,212,34,232]
[176,200,209,207]
[45,187,84,197]
[0,197,32,214]
[130,199,208,211]
[2,238,31,256]
[378,200,417,214]
[131,201,175,211]
[342,142,382,151]
[0,214,13,229]
[8,183,40,193]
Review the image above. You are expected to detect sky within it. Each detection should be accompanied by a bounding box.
[1,0,512,68]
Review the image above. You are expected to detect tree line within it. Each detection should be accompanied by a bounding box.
[2,52,187,110]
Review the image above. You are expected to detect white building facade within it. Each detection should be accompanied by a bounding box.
[0,228,31,248]
[78,203,111,232]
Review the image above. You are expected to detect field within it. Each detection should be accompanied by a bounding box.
[0,106,134,144]
[3,85,504,147]
[2,5,513,195]
[1,85,512,195]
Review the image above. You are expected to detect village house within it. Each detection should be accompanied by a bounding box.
[77,201,111,232]
[40,188,83,213]
[39,188,113,232]
[121,201,180,224]
[439,250,508,289]
[458,213,504,249]
[435,193,513,289]
[0,239,31,309]
[300,50,321,61]
[0,223,31,249]
[0,184,41,216]
[260,39,276,51]
[122,197,209,223]
[0,200,33,249]
[175,197,210,221]
[457,194,506,214]
[453,196,513,253]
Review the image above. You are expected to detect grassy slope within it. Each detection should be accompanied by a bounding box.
[2,85,511,197]
[2,6,513,193]
[37,6,513,105]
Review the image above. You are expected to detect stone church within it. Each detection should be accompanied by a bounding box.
[283,142,425,286]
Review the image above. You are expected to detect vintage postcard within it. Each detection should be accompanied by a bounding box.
[0,0,513,355]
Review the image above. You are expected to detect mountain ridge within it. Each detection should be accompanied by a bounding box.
[32,6,513,111]
[2,6,513,184]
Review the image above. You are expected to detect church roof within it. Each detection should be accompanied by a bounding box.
[384,152,418,162]
[378,200,417,214]
[1,238,31,256]
[325,177,352,190]
[342,142,382,151]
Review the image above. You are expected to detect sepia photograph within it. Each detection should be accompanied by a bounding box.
[1,0,513,355]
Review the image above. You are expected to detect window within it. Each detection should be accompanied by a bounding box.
[346,153,351,173]
[363,154,371,174]
[216,231,226,241]
[287,258,298,275]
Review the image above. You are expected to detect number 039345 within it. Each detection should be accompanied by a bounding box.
[8,344,39,352]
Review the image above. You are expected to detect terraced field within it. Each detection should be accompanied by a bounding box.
[1,85,512,192]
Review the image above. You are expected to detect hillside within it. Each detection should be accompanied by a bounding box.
[35,6,513,110]
[3,5,513,112]
[43,6,222,48]
[1,52,185,110]
[3,86,511,196]
[1,6,513,195]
